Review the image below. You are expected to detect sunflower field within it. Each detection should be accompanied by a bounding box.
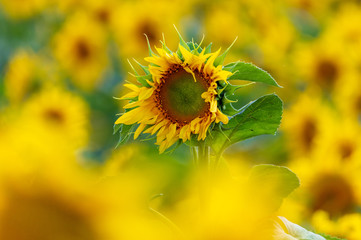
[1,0,361,239]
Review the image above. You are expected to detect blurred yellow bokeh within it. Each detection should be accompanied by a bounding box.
[1,0,361,239]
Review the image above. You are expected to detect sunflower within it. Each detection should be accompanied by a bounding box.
[111,0,184,59]
[4,50,38,104]
[285,154,361,222]
[0,148,171,240]
[53,12,108,91]
[115,39,231,153]
[312,211,361,240]
[334,71,361,119]
[0,85,90,170]
[282,93,330,157]
[291,37,351,92]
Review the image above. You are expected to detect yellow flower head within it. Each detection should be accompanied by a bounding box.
[53,12,108,91]
[115,35,232,153]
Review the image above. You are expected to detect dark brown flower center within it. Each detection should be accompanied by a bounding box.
[75,39,91,61]
[96,9,110,24]
[315,59,339,87]
[43,108,65,125]
[339,140,355,160]
[154,65,212,125]
[311,174,355,217]
[301,117,317,151]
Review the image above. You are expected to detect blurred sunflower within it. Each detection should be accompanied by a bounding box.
[85,0,120,27]
[4,50,39,104]
[292,38,350,92]
[288,155,361,221]
[0,151,172,240]
[0,0,49,19]
[325,3,361,62]
[282,93,330,157]
[312,211,361,240]
[334,73,361,119]
[22,85,89,149]
[115,44,230,153]
[112,0,184,59]
[204,3,251,49]
[313,116,361,165]
[0,85,90,169]
[53,12,108,91]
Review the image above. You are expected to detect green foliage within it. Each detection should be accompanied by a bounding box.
[248,165,300,211]
[114,123,135,148]
[321,234,346,240]
[213,37,238,67]
[208,94,283,154]
[224,61,282,87]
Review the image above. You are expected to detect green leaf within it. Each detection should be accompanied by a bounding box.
[208,94,283,154]
[275,217,327,240]
[226,61,281,87]
[248,165,300,202]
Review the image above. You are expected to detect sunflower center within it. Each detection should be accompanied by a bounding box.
[96,9,110,24]
[339,141,355,160]
[301,117,317,151]
[43,108,65,125]
[315,59,339,86]
[75,39,91,61]
[311,174,355,217]
[157,66,209,124]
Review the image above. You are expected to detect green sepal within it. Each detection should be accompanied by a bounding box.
[115,124,136,148]
[221,102,240,116]
[144,34,156,57]
[222,95,237,104]
[226,61,282,87]
[164,139,183,154]
[223,83,245,96]
[204,42,213,54]
[136,74,152,87]
[133,58,150,75]
[213,37,238,67]
[113,123,122,135]
[174,25,190,51]
[160,39,173,55]
[187,41,202,55]
[184,134,200,147]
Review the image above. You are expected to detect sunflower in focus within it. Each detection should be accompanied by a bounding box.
[115,38,231,153]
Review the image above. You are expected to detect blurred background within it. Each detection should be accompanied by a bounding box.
[1,0,361,239]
